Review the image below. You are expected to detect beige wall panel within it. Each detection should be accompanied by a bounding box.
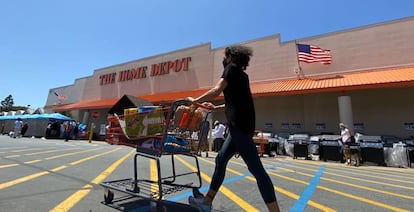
[350,87,414,137]
[46,17,414,139]
[254,94,340,134]
[82,44,214,100]
[239,35,298,81]
[255,96,305,133]
[297,18,414,77]
[254,88,414,138]
[302,93,340,134]
[47,18,414,105]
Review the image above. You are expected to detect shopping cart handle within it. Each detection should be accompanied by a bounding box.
[174,98,214,110]
[191,102,214,110]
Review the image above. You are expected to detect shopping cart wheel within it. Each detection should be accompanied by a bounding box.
[104,188,114,204]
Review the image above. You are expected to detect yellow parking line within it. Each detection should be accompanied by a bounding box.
[0,164,18,169]
[4,155,20,158]
[361,165,414,174]
[0,148,102,168]
[0,147,31,153]
[0,171,50,189]
[150,159,159,196]
[0,147,26,151]
[25,147,81,156]
[24,159,43,164]
[45,147,103,160]
[49,149,134,212]
[8,147,56,153]
[0,147,120,190]
[320,176,414,200]
[175,155,260,212]
[287,158,414,180]
[320,186,410,212]
[289,163,414,191]
[272,165,411,211]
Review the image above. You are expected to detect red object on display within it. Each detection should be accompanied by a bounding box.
[179,113,188,128]
[92,111,99,119]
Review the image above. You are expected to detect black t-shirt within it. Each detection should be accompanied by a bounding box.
[221,63,255,136]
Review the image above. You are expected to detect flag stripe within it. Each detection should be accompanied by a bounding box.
[53,91,67,101]
[297,44,332,64]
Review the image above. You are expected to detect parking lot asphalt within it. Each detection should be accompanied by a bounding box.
[1,136,414,212]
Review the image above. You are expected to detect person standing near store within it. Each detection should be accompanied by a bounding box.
[338,122,352,165]
[21,123,29,137]
[212,120,226,152]
[73,122,80,140]
[64,121,72,142]
[13,118,23,138]
[187,45,280,212]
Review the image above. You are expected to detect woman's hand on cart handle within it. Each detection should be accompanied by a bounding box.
[205,102,225,110]
[198,102,215,110]
[195,102,224,110]
[185,97,220,110]
[192,101,215,110]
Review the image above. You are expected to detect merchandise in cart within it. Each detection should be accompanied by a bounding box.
[253,130,269,157]
[100,99,211,209]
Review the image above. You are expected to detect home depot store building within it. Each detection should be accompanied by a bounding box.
[48,17,414,138]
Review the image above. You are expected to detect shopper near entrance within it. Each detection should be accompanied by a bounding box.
[212,120,226,152]
[13,118,23,138]
[21,123,29,137]
[338,122,352,165]
[73,122,80,140]
[187,45,280,212]
[64,121,72,142]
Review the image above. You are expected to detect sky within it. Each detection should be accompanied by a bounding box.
[1,0,413,109]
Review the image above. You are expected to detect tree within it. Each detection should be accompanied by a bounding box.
[1,95,14,111]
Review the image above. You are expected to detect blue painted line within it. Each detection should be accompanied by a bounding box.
[166,161,291,202]
[167,185,209,202]
[290,165,326,212]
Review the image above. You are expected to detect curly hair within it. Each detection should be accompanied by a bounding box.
[224,45,253,70]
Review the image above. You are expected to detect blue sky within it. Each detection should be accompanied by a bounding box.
[1,0,413,109]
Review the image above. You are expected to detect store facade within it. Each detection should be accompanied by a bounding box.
[48,17,414,139]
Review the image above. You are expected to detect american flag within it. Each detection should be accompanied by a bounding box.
[297,44,332,64]
[53,91,67,101]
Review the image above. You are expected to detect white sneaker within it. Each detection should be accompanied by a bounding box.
[188,196,212,212]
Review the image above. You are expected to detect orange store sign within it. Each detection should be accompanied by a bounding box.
[99,57,191,85]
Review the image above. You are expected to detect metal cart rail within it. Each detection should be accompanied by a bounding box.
[100,99,211,208]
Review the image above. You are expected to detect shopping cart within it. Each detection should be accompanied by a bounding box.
[100,99,211,210]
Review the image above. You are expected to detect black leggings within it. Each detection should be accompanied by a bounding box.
[209,127,277,204]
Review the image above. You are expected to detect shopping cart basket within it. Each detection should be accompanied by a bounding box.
[100,99,211,207]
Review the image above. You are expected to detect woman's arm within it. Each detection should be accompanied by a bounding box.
[191,78,227,103]
[187,78,227,109]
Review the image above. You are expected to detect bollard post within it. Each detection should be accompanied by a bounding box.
[88,123,95,143]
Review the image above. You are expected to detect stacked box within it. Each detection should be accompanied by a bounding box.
[143,108,164,135]
[173,106,206,130]
[124,107,165,137]
[124,108,143,137]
